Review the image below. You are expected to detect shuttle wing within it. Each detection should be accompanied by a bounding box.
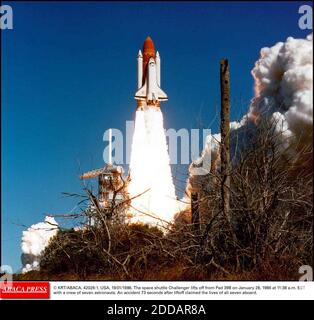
[135,82,147,100]
[135,82,168,101]
[156,86,168,101]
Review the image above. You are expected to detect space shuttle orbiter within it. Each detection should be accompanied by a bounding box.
[135,36,168,109]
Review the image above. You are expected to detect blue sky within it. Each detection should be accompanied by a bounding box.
[1,1,311,271]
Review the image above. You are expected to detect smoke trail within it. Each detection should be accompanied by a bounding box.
[188,33,313,192]
[128,110,151,215]
[128,107,180,228]
[21,216,58,273]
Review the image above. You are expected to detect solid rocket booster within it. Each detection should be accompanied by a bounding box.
[135,37,168,109]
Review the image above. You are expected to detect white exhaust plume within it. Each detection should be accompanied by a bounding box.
[249,33,313,152]
[189,34,313,190]
[21,216,58,273]
[128,106,180,228]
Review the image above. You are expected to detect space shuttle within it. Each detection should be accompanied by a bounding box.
[135,36,168,109]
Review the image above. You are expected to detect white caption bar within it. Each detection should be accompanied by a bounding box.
[50,281,314,300]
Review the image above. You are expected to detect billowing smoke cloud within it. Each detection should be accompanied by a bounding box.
[249,33,313,151]
[128,107,181,228]
[189,34,313,190]
[21,216,58,273]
